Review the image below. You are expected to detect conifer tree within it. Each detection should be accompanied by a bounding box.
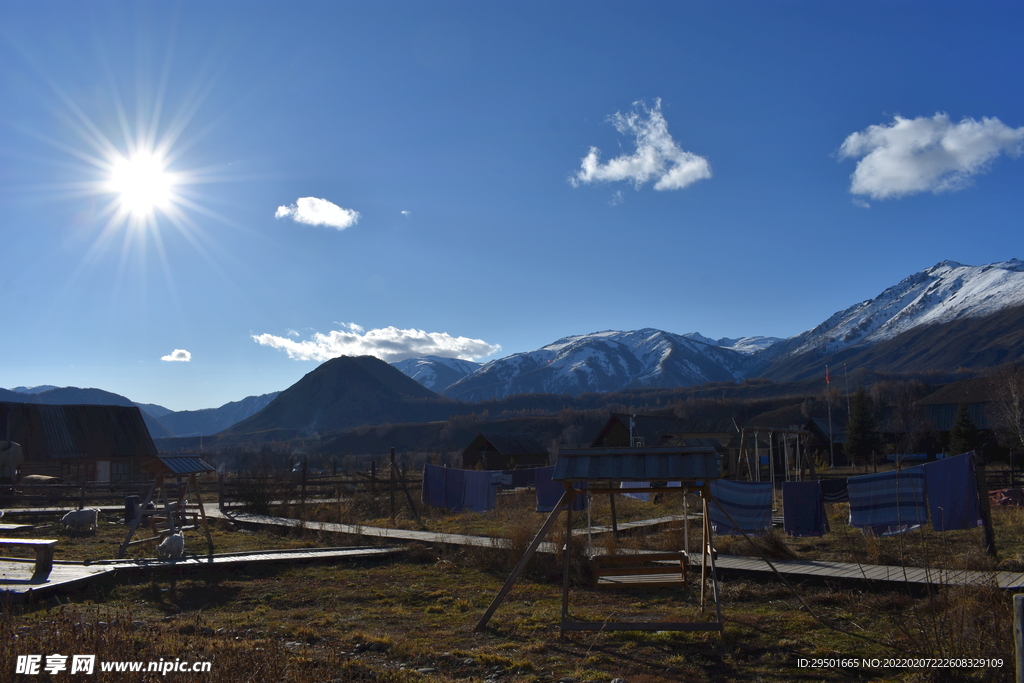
[844,387,877,467]
[948,402,979,456]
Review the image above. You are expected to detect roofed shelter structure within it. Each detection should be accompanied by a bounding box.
[461,432,549,470]
[476,445,726,634]
[117,455,216,559]
[0,402,156,483]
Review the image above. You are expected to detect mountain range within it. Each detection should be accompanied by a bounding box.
[395,259,1024,399]
[7,259,1024,442]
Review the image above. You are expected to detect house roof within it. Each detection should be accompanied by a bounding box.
[590,413,736,448]
[916,376,1000,406]
[462,432,549,457]
[142,455,216,475]
[553,446,721,481]
[0,402,157,460]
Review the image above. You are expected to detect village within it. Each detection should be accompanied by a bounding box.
[0,388,1020,682]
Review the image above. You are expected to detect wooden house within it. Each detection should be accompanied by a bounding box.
[0,402,157,483]
[461,432,549,470]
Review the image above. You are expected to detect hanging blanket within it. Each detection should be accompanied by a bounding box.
[923,452,981,531]
[820,478,849,503]
[707,480,773,535]
[782,480,826,537]
[847,467,926,535]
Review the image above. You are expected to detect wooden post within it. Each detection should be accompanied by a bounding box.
[1014,594,1024,683]
[561,483,574,620]
[476,491,570,631]
[390,448,396,524]
[370,461,376,494]
[608,490,618,534]
[300,457,308,519]
[974,455,998,557]
[218,473,225,512]
[189,473,215,559]
[701,492,709,609]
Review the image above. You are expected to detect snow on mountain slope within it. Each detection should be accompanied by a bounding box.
[441,328,754,401]
[390,356,481,392]
[683,333,782,354]
[778,259,1024,358]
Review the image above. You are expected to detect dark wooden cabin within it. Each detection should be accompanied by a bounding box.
[461,432,549,470]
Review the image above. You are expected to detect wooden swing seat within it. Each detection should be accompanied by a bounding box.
[590,551,688,588]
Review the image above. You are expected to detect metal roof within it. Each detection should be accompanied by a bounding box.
[143,455,216,475]
[1,402,157,460]
[553,446,721,482]
[463,432,549,457]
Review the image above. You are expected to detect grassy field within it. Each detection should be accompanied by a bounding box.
[1,493,1018,682]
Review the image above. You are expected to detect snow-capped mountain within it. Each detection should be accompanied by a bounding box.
[395,259,1024,399]
[390,356,481,392]
[757,259,1024,366]
[440,329,756,402]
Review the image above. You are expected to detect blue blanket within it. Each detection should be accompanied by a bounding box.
[421,463,495,513]
[848,467,926,534]
[923,452,982,531]
[708,480,773,535]
[782,480,826,537]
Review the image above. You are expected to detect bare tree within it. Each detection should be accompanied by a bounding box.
[992,365,1024,451]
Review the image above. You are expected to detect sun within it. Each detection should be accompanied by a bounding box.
[107,150,176,218]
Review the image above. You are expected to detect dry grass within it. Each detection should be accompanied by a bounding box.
[1,490,1018,682]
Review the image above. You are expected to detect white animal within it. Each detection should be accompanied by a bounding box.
[157,531,184,559]
[62,508,99,531]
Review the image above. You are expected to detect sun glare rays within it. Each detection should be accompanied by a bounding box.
[107,149,176,218]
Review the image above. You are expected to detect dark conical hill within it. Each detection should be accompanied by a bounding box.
[220,355,447,439]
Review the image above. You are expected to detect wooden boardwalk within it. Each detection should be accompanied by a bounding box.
[210,506,1024,591]
[697,552,1024,589]
[0,546,401,604]
[205,507,562,554]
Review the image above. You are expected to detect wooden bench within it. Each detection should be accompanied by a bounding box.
[591,551,688,588]
[0,538,58,580]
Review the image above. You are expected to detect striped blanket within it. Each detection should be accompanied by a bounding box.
[708,480,773,535]
[847,467,927,535]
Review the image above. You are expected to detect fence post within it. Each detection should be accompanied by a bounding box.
[389,448,396,524]
[1016,594,1024,683]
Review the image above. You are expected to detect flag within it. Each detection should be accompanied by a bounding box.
[825,365,830,384]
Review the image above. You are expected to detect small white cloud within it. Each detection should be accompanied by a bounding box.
[570,99,711,191]
[852,198,871,209]
[401,210,411,217]
[275,197,360,230]
[609,190,624,206]
[839,113,1024,200]
[252,323,500,363]
[161,349,192,362]
[286,329,300,337]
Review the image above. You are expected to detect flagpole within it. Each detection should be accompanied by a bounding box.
[826,365,834,468]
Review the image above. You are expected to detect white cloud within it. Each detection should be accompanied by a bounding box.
[839,113,1024,200]
[401,210,411,217]
[252,323,501,363]
[161,349,191,362]
[275,197,360,230]
[570,99,711,191]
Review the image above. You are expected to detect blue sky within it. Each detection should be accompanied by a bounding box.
[2,1,1023,411]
